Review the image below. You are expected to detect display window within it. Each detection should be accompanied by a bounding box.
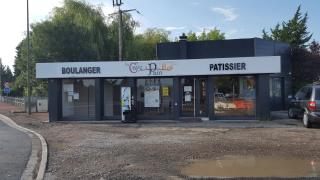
[136,78,174,119]
[62,79,96,120]
[214,76,256,118]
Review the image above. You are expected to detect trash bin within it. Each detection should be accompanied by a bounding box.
[122,110,137,123]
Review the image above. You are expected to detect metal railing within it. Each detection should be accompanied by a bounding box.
[0,96,25,107]
[0,96,48,112]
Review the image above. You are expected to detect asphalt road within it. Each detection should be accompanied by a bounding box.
[0,120,31,180]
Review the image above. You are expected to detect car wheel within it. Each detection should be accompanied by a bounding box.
[303,112,312,128]
[288,108,297,119]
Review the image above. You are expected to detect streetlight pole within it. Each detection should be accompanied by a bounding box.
[27,0,31,115]
[118,6,123,61]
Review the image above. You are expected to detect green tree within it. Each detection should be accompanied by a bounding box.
[127,28,170,60]
[309,40,320,55]
[186,31,197,41]
[185,28,225,41]
[0,64,13,88]
[201,28,225,40]
[14,0,111,96]
[262,6,312,48]
[108,13,139,60]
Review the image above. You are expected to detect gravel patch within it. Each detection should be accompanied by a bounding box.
[2,110,320,179]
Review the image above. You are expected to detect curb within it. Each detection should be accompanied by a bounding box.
[0,114,47,180]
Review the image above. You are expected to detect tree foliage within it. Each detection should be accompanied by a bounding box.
[108,13,139,60]
[292,48,320,91]
[0,63,14,88]
[262,6,312,48]
[14,0,115,96]
[127,28,170,60]
[309,40,320,55]
[186,28,225,41]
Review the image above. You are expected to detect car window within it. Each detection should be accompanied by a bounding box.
[305,87,312,100]
[295,87,306,100]
[315,88,320,100]
[295,87,312,100]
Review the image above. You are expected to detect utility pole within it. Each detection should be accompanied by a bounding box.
[27,0,31,115]
[112,0,140,61]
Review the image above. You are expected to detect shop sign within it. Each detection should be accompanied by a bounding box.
[36,56,281,78]
[128,62,173,76]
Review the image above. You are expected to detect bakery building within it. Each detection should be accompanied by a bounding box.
[36,37,292,122]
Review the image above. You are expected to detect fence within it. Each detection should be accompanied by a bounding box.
[0,96,48,112]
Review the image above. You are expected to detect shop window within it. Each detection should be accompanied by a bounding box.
[104,79,128,118]
[214,76,256,118]
[270,78,282,98]
[136,78,173,119]
[62,79,96,119]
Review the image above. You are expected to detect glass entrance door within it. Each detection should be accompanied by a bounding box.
[180,77,207,117]
[181,77,195,116]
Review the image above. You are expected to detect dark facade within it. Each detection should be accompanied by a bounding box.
[46,38,291,122]
[157,37,292,112]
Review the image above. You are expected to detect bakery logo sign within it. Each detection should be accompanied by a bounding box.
[127,62,173,76]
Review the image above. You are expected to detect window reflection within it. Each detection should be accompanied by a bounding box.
[136,78,173,119]
[104,79,128,118]
[214,76,256,117]
[62,79,96,119]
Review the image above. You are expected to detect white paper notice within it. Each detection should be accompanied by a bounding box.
[184,86,192,92]
[73,93,79,100]
[64,84,74,92]
[144,86,160,107]
[68,95,73,103]
[185,95,192,102]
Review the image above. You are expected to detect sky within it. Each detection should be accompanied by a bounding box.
[0,0,319,70]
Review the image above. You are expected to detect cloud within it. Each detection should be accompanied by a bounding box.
[164,26,186,31]
[212,7,238,21]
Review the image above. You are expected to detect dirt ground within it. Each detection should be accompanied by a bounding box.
[1,106,320,179]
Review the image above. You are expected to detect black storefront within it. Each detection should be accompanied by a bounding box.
[36,37,292,122]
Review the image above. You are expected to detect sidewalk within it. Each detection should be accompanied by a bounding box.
[0,119,31,180]
[0,102,48,180]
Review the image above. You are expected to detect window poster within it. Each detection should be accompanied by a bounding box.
[144,86,160,107]
[184,91,192,102]
[68,95,73,103]
[73,92,79,100]
[63,84,74,92]
[184,86,192,92]
[162,87,169,97]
